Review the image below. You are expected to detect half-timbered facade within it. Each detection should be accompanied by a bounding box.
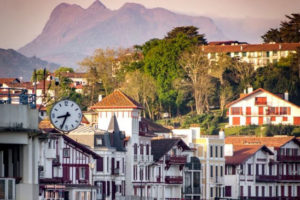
[39,131,102,200]
[225,136,300,199]
[226,88,300,126]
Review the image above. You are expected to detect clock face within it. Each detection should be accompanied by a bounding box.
[50,99,82,132]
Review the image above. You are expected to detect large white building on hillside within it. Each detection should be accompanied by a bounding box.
[226,88,300,126]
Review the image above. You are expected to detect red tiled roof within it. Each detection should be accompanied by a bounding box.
[90,90,143,109]
[203,42,300,53]
[225,145,273,165]
[225,136,296,148]
[0,78,19,84]
[226,88,300,109]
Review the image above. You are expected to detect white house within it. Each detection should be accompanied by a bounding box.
[225,136,300,199]
[90,90,156,199]
[226,88,300,126]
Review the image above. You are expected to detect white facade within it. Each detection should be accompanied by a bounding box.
[225,137,300,199]
[227,88,300,126]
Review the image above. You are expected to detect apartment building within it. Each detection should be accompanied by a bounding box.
[68,115,127,200]
[225,136,300,199]
[172,126,225,200]
[150,138,194,199]
[203,42,300,69]
[226,88,300,126]
[195,133,225,200]
[90,90,156,199]
[0,103,39,200]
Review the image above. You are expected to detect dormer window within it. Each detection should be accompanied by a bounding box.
[96,138,102,145]
[255,97,267,105]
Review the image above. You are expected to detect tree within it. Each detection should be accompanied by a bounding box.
[179,46,214,114]
[121,70,157,119]
[165,26,207,45]
[262,13,300,43]
[31,68,49,82]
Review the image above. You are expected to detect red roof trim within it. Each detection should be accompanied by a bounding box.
[226,88,300,109]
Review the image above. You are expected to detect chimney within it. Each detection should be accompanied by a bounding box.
[219,129,225,139]
[247,87,253,94]
[284,91,289,101]
[240,45,243,51]
[98,94,102,102]
[279,44,282,50]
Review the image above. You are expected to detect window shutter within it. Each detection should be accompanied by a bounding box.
[97,157,103,172]
[107,181,110,196]
[76,167,79,180]
[85,166,89,181]
[102,181,106,195]
[288,107,291,115]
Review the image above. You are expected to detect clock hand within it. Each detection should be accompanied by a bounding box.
[57,113,68,118]
[60,112,71,129]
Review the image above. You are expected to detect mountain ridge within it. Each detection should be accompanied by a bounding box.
[19,0,225,68]
[0,48,59,81]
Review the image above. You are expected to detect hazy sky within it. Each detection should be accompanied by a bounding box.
[0,0,299,49]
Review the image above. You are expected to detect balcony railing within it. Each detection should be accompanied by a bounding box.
[0,88,36,108]
[112,168,120,175]
[166,155,187,165]
[277,155,300,162]
[278,175,300,182]
[165,176,183,184]
[0,178,15,200]
[184,186,200,194]
[256,175,278,182]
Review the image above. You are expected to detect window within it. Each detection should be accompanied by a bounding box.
[210,145,213,157]
[256,186,259,197]
[256,164,259,175]
[240,186,243,197]
[96,138,102,145]
[210,165,213,177]
[215,146,218,157]
[140,144,144,155]
[283,116,288,121]
[215,166,218,177]
[133,144,137,154]
[248,186,251,197]
[210,187,214,198]
[262,186,265,197]
[231,107,242,115]
[220,146,223,157]
[79,167,86,180]
[262,164,265,175]
[248,164,252,175]
[146,144,149,155]
[221,166,223,177]
[96,158,103,172]
[255,97,267,105]
[225,186,231,197]
[63,148,70,158]
[269,186,272,197]
[243,52,247,57]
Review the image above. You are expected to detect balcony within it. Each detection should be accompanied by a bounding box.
[277,155,300,162]
[256,175,278,182]
[166,155,187,165]
[112,168,120,175]
[278,175,300,182]
[184,186,200,194]
[165,176,183,184]
[0,178,15,200]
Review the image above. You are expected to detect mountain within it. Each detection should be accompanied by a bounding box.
[19,0,225,68]
[0,49,59,81]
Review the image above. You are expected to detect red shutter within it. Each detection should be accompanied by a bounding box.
[232,117,240,125]
[288,107,291,115]
[259,117,264,125]
[246,107,251,115]
[294,117,300,125]
[240,107,243,115]
[246,117,251,125]
[97,157,103,172]
[276,107,279,115]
